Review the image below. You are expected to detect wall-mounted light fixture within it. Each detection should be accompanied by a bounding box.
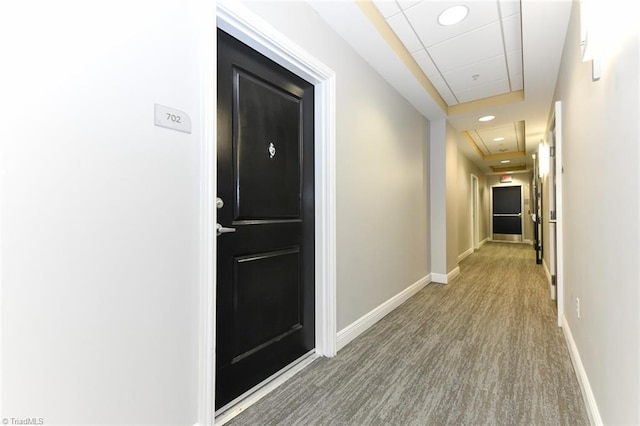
[580,0,601,80]
[538,143,549,178]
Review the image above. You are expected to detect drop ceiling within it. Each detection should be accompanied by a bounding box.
[373,0,523,106]
[309,0,573,174]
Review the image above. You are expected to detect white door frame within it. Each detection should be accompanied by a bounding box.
[470,174,480,250]
[549,101,564,327]
[199,2,337,424]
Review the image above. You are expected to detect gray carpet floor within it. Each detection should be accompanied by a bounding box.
[229,242,589,425]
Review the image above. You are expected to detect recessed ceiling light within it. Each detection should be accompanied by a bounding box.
[501,160,511,163]
[493,137,505,141]
[478,115,495,122]
[438,5,469,26]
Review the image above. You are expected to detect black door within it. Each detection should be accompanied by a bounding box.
[492,186,522,242]
[216,30,315,409]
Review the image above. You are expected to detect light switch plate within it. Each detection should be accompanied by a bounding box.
[154,104,192,134]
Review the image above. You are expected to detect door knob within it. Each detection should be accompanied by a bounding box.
[216,223,236,236]
[216,197,224,209]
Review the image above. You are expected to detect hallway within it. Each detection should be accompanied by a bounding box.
[230,243,588,425]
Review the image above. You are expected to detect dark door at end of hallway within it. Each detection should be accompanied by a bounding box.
[216,29,315,409]
[492,185,522,242]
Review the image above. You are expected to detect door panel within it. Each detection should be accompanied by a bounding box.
[233,248,302,361]
[492,186,522,241]
[492,216,521,234]
[216,29,315,409]
[493,186,521,214]
[235,70,302,221]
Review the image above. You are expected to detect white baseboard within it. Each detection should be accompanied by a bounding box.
[562,316,602,425]
[479,237,489,248]
[524,239,533,245]
[431,272,447,283]
[448,266,460,281]
[458,247,474,262]
[336,274,431,351]
[542,258,556,299]
[542,258,551,282]
[431,267,460,284]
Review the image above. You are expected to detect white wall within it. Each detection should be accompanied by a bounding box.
[0,1,208,424]
[553,1,640,423]
[240,1,431,331]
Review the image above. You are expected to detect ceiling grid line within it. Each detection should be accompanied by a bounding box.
[496,0,514,92]
[394,0,462,104]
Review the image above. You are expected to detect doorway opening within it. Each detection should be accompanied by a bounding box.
[548,101,564,327]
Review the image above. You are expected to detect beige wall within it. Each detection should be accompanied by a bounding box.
[243,1,431,331]
[457,152,489,258]
[445,122,459,273]
[551,1,640,423]
[486,173,534,243]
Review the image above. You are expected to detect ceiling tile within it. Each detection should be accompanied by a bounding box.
[486,142,519,155]
[498,0,521,18]
[387,13,423,53]
[455,78,510,103]
[404,1,500,48]
[412,49,439,76]
[427,22,504,73]
[442,54,508,93]
[477,124,516,143]
[397,0,422,10]
[510,73,523,91]
[372,0,402,19]
[428,73,452,95]
[475,121,525,154]
[441,92,458,106]
[506,49,522,76]
[469,131,491,155]
[502,13,522,52]
[487,142,519,155]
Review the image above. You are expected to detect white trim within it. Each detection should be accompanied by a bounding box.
[562,317,603,425]
[431,267,460,284]
[336,275,431,351]
[554,101,565,327]
[458,247,474,263]
[479,237,489,248]
[542,258,556,300]
[542,258,552,283]
[214,1,337,422]
[198,0,217,424]
[215,351,319,425]
[470,174,480,250]
[431,273,448,284]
